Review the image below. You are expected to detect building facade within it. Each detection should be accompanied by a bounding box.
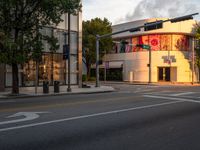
[0,12,82,91]
[103,18,199,83]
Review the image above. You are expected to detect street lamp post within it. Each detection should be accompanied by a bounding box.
[67,13,71,92]
[104,51,107,83]
[192,38,195,85]
[96,35,100,87]
[149,47,152,84]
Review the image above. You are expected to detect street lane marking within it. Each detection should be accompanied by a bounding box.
[0,112,49,125]
[144,95,200,104]
[170,92,195,96]
[0,101,181,132]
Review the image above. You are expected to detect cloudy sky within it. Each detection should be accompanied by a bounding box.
[83,0,200,25]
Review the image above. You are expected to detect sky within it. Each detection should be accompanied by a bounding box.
[83,0,200,25]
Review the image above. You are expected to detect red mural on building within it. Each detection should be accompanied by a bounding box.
[129,34,189,53]
[149,34,160,51]
[173,35,189,51]
[132,37,138,52]
[161,34,171,51]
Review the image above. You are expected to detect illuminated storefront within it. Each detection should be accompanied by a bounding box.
[103,18,199,83]
[3,13,82,89]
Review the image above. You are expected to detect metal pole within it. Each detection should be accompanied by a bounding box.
[149,47,152,84]
[192,38,195,85]
[67,13,71,92]
[35,60,38,94]
[104,51,106,83]
[96,35,100,87]
[64,32,67,84]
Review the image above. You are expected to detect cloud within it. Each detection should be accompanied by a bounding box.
[116,0,200,24]
[83,0,141,24]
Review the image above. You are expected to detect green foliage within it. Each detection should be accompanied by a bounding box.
[82,74,87,82]
[0,0,81,93]
[195,24,200,68]
[88,77,96,81]
[0,0,81,64]
[83,18,113,77]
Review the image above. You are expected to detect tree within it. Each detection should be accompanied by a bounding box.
[195,23,200,79]
[83,18,112,79]
[0,0,81,94]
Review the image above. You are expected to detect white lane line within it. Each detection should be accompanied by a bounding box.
[0,101,181,132]
[144,95,200,104]
[170,92,195,96]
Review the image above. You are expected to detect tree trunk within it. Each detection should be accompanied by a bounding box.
[12,63,19,94]
[199,67,200,83]
[86,63,91,80]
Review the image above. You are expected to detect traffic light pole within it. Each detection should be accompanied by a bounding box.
[192,38,195,85]
[96,35,100,87]
[67,13,71,92]
[149,47,152,84]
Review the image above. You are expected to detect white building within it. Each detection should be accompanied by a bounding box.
[103,18,199,83]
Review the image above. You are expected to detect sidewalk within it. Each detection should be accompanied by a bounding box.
[101,81,200,86]
[0,85,115,99]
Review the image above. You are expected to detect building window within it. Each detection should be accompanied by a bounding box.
[22,53,65,86]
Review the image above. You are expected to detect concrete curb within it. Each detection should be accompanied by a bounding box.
[0,88,116,100]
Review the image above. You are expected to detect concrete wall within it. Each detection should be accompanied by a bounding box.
[104,51,198,83]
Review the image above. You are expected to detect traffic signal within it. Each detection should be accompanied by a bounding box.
[136,44,151,50]
[63,44,69,60]
[144,20,163,31]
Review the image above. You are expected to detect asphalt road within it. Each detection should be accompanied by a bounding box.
[1,84,200,150]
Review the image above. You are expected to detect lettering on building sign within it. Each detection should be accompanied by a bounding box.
[162,56,176,64]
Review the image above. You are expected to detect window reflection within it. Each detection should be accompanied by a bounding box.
[23,53,66,86]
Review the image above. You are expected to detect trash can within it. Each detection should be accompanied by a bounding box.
[43,81,49,93]
[54,81,60,93]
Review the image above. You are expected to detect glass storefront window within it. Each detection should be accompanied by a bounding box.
[53,54,65,84]
[23,61,36,86]
[23,53,66,86]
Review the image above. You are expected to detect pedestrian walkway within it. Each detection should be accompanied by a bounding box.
[0,85,115,99]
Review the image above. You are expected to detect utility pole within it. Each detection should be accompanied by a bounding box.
[96,35,100,87]
[104,51,107,83]
[149,47,152,84]
[67,13,71,92]
[192,38,195,85]
[35,60,39,94]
